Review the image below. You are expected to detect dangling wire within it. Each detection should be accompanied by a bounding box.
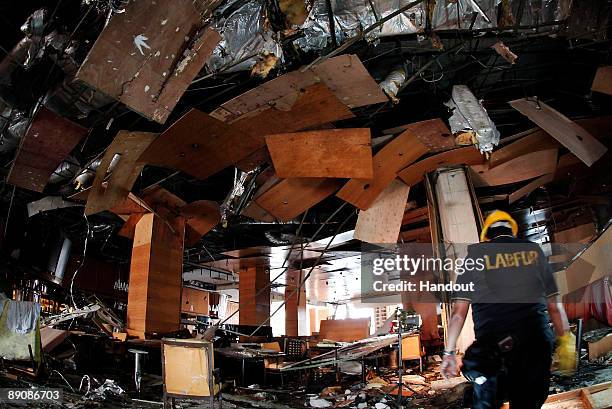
[69,212,90,310]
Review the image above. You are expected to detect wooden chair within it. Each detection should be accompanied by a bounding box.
[401,334,425,372]
[261,341,286,385]
[161,338,221,408]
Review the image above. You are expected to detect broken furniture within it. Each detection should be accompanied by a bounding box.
[318,318,371,342]
[161,338,221,408]
[128,348,148,396]
[401,334,425,372]
[216,344,286,386]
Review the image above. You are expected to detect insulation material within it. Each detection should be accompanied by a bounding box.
[295,0,568,53]
[76,0,221,124]
[379,67,407,104]
[445,85,500,154]
[207,0,283,73]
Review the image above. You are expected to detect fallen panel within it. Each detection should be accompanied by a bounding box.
[470,149,558,187]
[508,173,554,204]
[118,213,144,239]
[397,146,485,187]
[210,54,386,122]
[139,84,353,180]
[383,119,455,152]
[402,207,429,226]
[255,178,342,221]
[266,129,373,178]
[591,66,612,95]
[490,129,560,168]
[556,225,612,296]
[86,131,156,216]
[353,179,410,244]
[509,98,607,166]
[8,108,86,192]
[76,1,221,124]
[181,200,221,246]
[336,130,427,210]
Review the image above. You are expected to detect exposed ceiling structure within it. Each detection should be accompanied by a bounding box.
[0,0,611,307]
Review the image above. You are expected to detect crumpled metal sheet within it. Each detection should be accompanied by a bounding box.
[208,0,283,73]
[445,84,499,153]
[295,0,569,52]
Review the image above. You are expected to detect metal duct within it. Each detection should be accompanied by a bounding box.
[47,233,72,283]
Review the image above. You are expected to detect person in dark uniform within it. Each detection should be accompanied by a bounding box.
[440,210,576,409]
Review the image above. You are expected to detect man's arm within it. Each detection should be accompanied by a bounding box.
[547,294,570,337]
[441,300,470,378]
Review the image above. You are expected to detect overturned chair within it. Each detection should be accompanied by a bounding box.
[161,338,221,408]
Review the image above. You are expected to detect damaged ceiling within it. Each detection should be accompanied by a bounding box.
[0,0,611,305]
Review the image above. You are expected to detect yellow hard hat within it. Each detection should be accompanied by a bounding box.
[480,210,518,242]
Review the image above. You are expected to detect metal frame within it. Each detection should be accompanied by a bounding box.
[161,338,221,409]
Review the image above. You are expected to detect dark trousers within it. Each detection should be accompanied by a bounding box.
[462,328,554,409]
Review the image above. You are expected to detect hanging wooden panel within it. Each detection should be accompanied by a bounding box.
[255,178,342,221]
[397,146,485,187]
[509,98,607,167]
[86,131,157,215]
[470,149,558,187]
[139,84,353,180]
[266,128,373,178]
[76,0,221,124]
[336,130,427,210]
[353,179,410,244]
[8,108,86,192]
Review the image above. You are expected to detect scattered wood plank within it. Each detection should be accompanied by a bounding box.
[470,149,558,187]
[508,173,554,204]
[336,130,427,210]
[8,108,86,192]
[210,54,386,122]
[490,129,560,168]
[265,129,373,178]
[255,178,342,221]
[76,1,221,124]
[139,84,353,179]
[509,98,607,166]
[85,131,156,215]
[397,146,485,187]
[591,66,612,95]
[180,200,221,246]
[554,223,596,244]
[353,179,410,244]
[382,118,455,152]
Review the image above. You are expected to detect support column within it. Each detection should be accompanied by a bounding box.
[285,269,308,336]
[127,212,185,338]
[427,166,480,353]
[239,264,270,326]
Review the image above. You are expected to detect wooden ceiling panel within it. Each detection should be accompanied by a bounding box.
[86,131,157,216]
[76,0,220,124]
[8,108,87,192]
[266,128,373,178]
[470,149,558,187]
[210,54,386,122]
[509,98,607,167]
[353,179,410,244]
[140,84,354,179]
[336,130,427,210]
[384,118,454,152]
[255,178,342,221]
[490,129,561,168]
[180,200,221,246]
[397,145,485,187]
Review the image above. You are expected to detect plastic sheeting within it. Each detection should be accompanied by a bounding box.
[208,0,283,73]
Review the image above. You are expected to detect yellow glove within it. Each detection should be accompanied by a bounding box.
[555,332,577,375]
